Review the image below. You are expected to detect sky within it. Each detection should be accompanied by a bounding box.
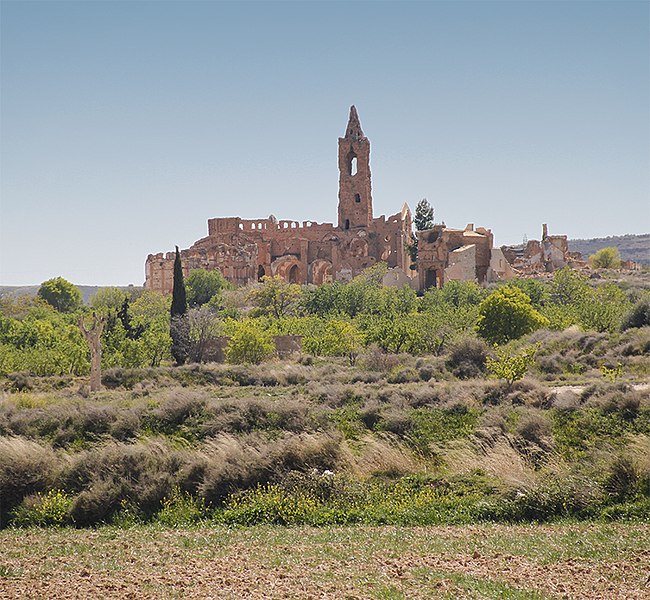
[1,0,648,286]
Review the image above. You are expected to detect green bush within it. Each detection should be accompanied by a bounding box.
[225,321,274,365]
[477,287,548,345]
[156,486,208,526]
[11,489,73,527]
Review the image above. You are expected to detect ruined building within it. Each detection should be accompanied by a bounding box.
[145,107,413,292]
[145,108,580,293]
[500,224,586,275]
[416,223,514,289]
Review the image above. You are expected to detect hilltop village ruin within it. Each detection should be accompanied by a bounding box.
[145,107,581,293]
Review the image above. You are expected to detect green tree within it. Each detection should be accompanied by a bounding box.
[225,321,274,364]
[304,318,363,364]
[89,287,128,312]
[249,276,302,319]
[129,291,172,367]
[476,287,549,345]
[170,246,189,365]
[550,267,589,305]
[37,277,82,313]
[589,247,621,269]
[171,247,187,319]
[186,268,230,307]
[486,344,539,390]
[414,198,434,231]
[409,199,435,266]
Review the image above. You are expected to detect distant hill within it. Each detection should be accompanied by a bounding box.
[0,285,143,304]
[569,234,650,266]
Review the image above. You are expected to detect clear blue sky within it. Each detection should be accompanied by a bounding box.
[1,0,648,286]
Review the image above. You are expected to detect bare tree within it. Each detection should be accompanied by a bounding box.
[79,313,105,392]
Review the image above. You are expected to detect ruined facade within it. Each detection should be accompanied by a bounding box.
[145,107,413,292]
[415,223,514,289]
[501,224,586,275]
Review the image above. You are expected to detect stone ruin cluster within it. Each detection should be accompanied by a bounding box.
[145,107,585,294]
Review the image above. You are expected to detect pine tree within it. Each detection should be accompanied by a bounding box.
[409,198,435,267]
[414,198,434,232]
[170,246,189,365]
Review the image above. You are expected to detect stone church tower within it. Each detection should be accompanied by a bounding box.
[338,106,373,230]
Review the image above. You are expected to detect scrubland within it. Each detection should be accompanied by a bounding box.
[1,268,649,598]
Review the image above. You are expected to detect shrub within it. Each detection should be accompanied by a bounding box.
[621,299,650,330]
[199,433,342,505]
[156,486,207,526]
[486,344,539,390]
[11,489,73,527]
[62,439,186,524]
[387,366,420,384]
[225,322,274,365]
[357,344,401,372]
[477,287,548,345]
[445,336,488,379]
[589,247,621,269]
[0,437,59,527]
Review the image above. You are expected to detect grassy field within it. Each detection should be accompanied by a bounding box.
[1,523,648,599]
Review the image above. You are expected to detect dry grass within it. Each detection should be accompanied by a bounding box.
[444,438,537,489]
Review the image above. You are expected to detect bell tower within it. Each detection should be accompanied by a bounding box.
[338,106,373,230]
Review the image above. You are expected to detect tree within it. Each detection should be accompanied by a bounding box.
[550,267,589,305]
[188,306,222,363]
[170,246,189,365]
[89,287,128,312]
[486,344,539,390]
[37,277,82,313]
[78,313,105,391]
[303,318,363,365]
[186,268,230,307]
[171,247,187,319]
[476,287,549,345]
[249,276,302,319]
[589,247,621,269]
[409,198,435,266]
[225,321,274,364]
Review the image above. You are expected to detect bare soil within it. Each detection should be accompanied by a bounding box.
[1,524,648,599]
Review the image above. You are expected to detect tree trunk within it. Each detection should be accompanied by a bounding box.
[79,313,105,392]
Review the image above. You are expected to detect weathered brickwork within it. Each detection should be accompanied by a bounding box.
[501,224,587,276]
[144,108,582,294]
[145,107,413,293]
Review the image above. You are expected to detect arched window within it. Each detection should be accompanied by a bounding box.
[345,219,350,230]
[355,193,361,203]
[347,149,358,176]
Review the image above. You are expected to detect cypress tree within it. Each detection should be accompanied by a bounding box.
[170,246,189,365]
[171,246,187,318]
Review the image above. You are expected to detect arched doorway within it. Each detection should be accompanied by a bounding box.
[288,264,299,284]
[257,265,266,282]
[425,269,438,289]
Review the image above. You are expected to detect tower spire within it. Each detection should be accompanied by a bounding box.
[345,105,365,139]
[338,106,372,229]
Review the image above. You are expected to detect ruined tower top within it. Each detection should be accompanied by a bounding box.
[338,106,372,229]
[344,105,365,140]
